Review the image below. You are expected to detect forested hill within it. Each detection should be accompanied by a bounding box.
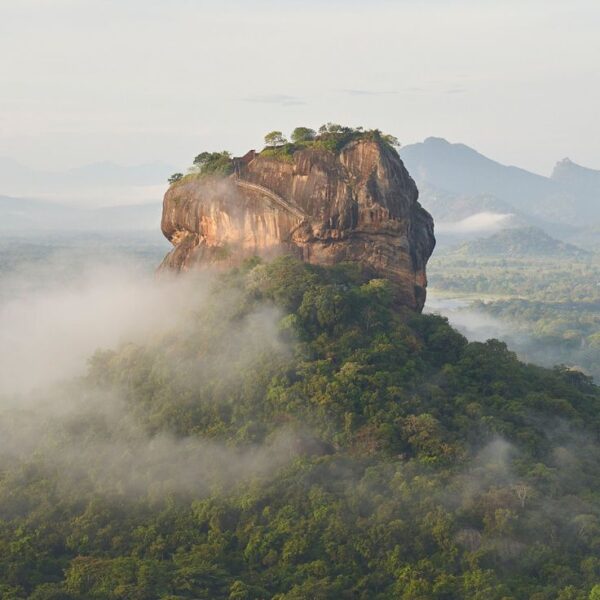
[1,258,600,599]
[453,227,590,258]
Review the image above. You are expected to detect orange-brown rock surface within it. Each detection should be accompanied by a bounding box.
[160,139,435,310]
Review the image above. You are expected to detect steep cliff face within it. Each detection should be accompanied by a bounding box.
[160,139,435,310]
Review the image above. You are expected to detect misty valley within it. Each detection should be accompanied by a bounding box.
[427,242,600,381]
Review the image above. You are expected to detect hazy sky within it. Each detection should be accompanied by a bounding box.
[1,0,599,174]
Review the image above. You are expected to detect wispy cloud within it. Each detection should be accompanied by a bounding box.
[339,85,466,97]
[436,211,514,234]
[242,94,305,106]
[339,88,403,96]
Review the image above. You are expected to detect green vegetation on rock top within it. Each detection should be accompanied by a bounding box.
[261,123,400,160]
[167,124,401,184]
[167,151,234,187]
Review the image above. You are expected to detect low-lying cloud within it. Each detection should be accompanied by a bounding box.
[436,211,514,234]
[0,257,204,395]
[425,295,506,342]
[0,388,298,500]
[0,252,298,499]
[426,293,597,379]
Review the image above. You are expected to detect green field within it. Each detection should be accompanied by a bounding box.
[427,248,600,380]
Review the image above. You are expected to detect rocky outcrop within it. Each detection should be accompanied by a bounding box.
[160,139,435,310]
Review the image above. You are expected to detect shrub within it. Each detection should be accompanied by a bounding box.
[168,172,184,184]
[264,131,288,147]
[192,151,233,176]
[290,127,316,144]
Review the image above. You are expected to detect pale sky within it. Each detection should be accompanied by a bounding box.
[1,0,599,175]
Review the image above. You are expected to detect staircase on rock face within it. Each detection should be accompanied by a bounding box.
[234,178,308,221]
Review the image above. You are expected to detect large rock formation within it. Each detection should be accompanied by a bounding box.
[160,139,435,310]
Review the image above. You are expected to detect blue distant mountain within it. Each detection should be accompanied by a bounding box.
[399,137,600,226]
[0,157,175,210]
[0,195,163,232]
[0,157,174,188]
[551,157,600,196]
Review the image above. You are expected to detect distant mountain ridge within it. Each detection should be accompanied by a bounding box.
[0,157,174,187]
[2,141,599,238]
[0,195,163,231]
[551,157,600,195]
[399,137,600,226]
[0,158,175,207]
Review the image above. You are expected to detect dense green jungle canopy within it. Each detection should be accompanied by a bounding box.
[1,257,600,599]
